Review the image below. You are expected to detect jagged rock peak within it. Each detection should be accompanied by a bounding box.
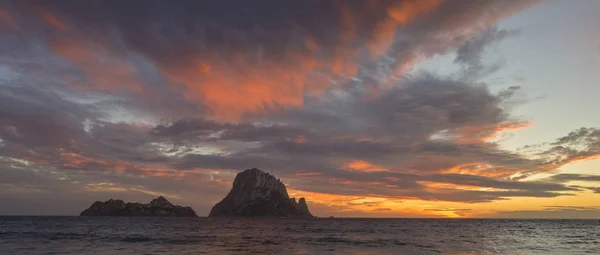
[209,168,314,217]
[297,197,312,215]
[150,196,174,207]
[232,168,289,199]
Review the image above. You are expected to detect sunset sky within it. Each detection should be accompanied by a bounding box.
[1,0,600,218]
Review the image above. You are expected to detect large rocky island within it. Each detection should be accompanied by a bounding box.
[80,196,197,217]
[209,168,313,217]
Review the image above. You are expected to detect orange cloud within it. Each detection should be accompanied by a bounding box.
[345,160,386,172]
[164,59,309,120]
[387,0,444,25]
[29,5,143,94]
[49,37,142,93]
[30,4,69,30]
[18,150,49,165]
[288,188,392,214]
[439,163,525,179]
[417,180,495,192]
[59,152,182,177]
[294,172,321,177]
[426,208,474,218]
[156,36,366,120]
[0,9,20,30]
[539,153,600,170]
[293,135,308,144]
[367,17,400,60]
[364,0,444,61]
[34,0,538,122]
[84,182,181,198]
[156,3,429,120]
[288,188,480,217]
[40,10,68,30]
[330,2,363,73]
[455,120,531,144]
[60,152,105,168]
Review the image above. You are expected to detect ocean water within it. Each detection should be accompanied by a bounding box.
[0,217,599,255]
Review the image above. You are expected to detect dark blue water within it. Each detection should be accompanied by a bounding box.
[0,217,599,254]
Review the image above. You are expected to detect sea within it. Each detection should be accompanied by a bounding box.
[0,217,599,255]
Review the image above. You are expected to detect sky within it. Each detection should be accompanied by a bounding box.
[1,0,600,218]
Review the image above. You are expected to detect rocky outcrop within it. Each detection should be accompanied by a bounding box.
[296,197,312,215]
[209,168,314,217]
[80,196,197,217]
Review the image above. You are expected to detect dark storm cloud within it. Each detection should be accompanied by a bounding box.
[364,76,505,135]
[259,140,404,159]
[152,118,307,143]
[174,152,336,174]
[0,160,62,188]
[0,85,89,149]
[0,83,176,177]
[13,0,353,59]
[416,141,536,168]
[249,73,529,154]
[0,84,97,177]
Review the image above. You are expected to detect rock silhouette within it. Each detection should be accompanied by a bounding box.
[209,168,313,217]
[80,196,197,217]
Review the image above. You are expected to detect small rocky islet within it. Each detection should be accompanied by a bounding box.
[79,196,197,217]
[80,168,314,218]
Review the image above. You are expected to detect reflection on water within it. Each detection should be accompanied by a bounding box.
[0,217,599,254]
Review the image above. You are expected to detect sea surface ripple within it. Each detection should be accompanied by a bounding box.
[1,217,599,254]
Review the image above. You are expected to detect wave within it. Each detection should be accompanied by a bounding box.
[119,236,155,243]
